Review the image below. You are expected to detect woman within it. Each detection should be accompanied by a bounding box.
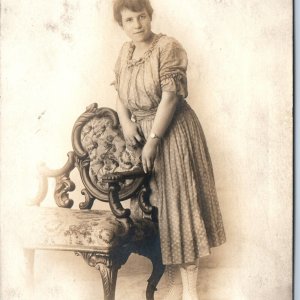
[112,1,226,299]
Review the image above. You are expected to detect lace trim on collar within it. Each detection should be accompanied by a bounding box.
[127,33,164,67]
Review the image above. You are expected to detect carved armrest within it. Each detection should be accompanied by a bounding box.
[30,152,76,208]
[102,169,154,220]
[102,169,146,183]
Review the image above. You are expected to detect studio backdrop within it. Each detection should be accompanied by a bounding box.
[1,0,292,299]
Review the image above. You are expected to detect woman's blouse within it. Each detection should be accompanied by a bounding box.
[113,34,188,119]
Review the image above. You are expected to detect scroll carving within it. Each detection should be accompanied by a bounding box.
[54,174,75,208]
[138,177,153,215]
[75,252,110,268]
[108,183,131,218]
[31,151,76,207]
[76,250,131,300]
[79,189,95,209]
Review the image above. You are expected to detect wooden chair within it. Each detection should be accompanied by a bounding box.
[21,103,165,300]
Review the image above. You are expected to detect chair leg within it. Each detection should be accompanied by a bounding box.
[146,258,165,300]
[137,236,165,300]
[96,262,119,300]
[77,250,131,300]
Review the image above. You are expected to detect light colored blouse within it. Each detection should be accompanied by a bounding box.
[114,34,188,119]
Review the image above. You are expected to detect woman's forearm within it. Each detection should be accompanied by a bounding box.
[141,91,179,172]
[116,96,145,145]
[116,96,131,127]
[150,91,180,139]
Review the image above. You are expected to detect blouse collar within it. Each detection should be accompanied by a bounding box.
[127,33,164,67]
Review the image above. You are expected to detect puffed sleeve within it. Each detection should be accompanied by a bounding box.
[159,38,188,98]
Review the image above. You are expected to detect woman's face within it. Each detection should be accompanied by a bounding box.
[121,8,152,43]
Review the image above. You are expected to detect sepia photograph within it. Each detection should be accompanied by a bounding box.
[1,0,293,299]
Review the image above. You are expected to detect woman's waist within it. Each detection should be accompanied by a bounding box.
[130,98,188,122]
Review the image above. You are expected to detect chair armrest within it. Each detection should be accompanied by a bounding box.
[31,152,76,207]
[102,169,147,183]
[102,169,154,219]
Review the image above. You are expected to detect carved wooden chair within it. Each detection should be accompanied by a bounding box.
[21,103,165,300]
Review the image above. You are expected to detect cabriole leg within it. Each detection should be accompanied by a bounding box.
[146,250,165,300]
[96,262,119,300]
[136,236,165,300]
[77,250,131,300]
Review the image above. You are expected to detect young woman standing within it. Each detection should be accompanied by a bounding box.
[112,1,226,299]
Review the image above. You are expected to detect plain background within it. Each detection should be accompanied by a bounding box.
[294,0,299,298]
[1,0,293,299]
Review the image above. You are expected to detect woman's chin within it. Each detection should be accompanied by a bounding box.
[132,36,147,43]
[130,32,153,43]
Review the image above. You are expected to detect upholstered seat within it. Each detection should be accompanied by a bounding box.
[21,103,164,300]
[21,207,157,252]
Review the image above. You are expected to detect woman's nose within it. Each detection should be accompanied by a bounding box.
[133,18,142,28]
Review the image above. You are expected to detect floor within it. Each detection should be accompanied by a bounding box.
[28,251,229,300]
[29,252,235,300]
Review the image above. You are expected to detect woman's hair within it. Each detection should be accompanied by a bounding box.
[113,0,153,26]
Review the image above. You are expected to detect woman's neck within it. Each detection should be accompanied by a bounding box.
[133,32,155,51]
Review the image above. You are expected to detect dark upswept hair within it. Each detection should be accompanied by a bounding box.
[113,0,153,26]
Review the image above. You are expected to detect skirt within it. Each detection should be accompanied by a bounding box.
[135,100,226,265]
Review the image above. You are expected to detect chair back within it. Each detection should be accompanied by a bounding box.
[72,103,145,209]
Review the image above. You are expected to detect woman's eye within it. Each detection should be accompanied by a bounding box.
[125,18,133,23]
[139,15,146,20]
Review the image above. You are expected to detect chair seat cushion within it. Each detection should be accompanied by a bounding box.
[20,206,157,252]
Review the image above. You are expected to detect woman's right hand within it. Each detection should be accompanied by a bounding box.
[122,121,145,147]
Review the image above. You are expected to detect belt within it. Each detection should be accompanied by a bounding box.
[131,99,187,122]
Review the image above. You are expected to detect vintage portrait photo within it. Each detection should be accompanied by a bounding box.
[1,0,293,299]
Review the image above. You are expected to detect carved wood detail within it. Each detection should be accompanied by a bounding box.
[72,103,119,159]
[29,103,164,300]
[133,237,165,300]
[79,189,95,209]
[31,151,76,207]
[71,103,145,205]
[108,183,131,218]
[76,250,131,300]
[137,176,153,217]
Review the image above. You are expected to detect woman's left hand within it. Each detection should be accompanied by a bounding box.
[142,139,159,173]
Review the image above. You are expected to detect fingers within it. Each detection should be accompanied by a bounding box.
[137,125,146,142]
[126,135,144,146]
[134,134,144,144]
[142,160,147,173]
[142,158,153,174]
[142,158,148,173]
[124,123,145,146]
[147,159,153,172]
